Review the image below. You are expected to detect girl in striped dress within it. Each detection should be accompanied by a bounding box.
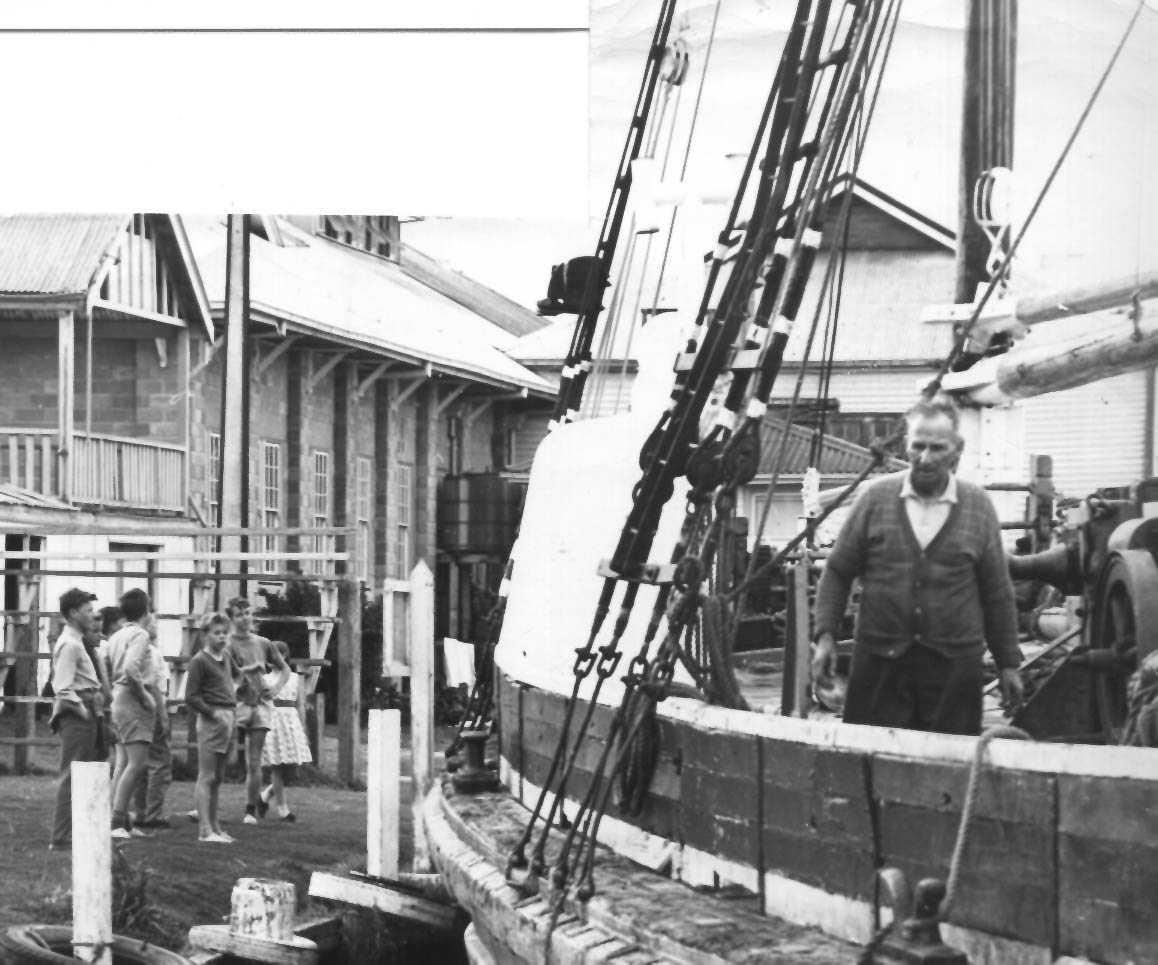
[259,641,312,822]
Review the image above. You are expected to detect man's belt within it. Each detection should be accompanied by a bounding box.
[273,699,297,708]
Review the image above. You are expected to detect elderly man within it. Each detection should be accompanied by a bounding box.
[811,396,1024,734]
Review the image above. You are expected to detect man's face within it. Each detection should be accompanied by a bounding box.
[231,605,252,633]
[906,413,961,497]
[70,601,95,635]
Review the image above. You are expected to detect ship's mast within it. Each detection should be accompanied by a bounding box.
[955,0,1017,304]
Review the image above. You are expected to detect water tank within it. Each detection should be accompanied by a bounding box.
[438,473,519,556]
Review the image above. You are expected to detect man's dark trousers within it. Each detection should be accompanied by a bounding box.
[51,700,103,846]
[842,643,984,735]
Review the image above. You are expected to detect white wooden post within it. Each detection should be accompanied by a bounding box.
[408,560,435,872]
[72,761,112,965]
[791,554,811,718]
[367,708,401,879]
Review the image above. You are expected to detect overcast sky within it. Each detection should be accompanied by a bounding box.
[407,0,1158,310]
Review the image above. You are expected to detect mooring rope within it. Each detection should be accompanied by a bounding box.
[939,725,1031,921]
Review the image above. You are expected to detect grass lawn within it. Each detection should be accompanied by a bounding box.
[0,775,412,952]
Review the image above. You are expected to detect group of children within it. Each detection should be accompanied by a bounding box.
[49,588,312,848]
[184,599,313,843]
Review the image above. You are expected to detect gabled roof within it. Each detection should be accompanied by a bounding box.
[187,217,553,397]
[823,176,956,252]
[0,214,214,339]
[0,215,126,296]
[758,415,908,477]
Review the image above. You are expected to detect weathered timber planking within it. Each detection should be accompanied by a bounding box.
[759,740,877,901]
[678,726,759,862]
[873,755,1055,824]
[874,755,1056,946]
[430,784,859,964]
[1056,845,1158,965]
[520,688,616,742]
[498,679,520,764]
[761,827,877,899]
[1057,773,1158,842]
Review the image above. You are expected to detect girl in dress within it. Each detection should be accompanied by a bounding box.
[258,641,312,821]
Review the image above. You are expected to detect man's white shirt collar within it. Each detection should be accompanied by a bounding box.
[900,471,958,504]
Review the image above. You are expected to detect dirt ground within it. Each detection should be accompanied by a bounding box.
[0,717,463,953]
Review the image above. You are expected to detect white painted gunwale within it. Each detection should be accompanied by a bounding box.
[500,662,1158,781]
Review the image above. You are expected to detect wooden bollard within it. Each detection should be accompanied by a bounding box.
[367,709,401,879]
[71,761,112,965]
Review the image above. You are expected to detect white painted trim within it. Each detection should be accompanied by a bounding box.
[652,694,1158,779]
[940,924,1053,965]
[496,660,1158,779]
[761,871,875,945]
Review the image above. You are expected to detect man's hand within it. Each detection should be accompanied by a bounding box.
[75,700,91,721]
[999,667,1024,713]
[811,632,836,682]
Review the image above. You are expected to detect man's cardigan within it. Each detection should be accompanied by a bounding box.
[814,471,1021,669]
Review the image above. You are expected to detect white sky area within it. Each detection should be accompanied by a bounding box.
[406,0,1158,310]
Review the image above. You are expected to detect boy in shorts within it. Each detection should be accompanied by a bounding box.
[108,589,157,839]
[184,613,236,843]
[226,597,289,823]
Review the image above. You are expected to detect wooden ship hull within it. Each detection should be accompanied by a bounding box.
[424,1,1158,961]
[427,665,1158,964]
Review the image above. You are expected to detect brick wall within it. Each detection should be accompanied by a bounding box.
[249,349,289,528]
[132,336,183,442]
[0,335,140,436]
[188,336,222,522]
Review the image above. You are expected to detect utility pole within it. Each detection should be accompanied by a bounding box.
[220,214,251,601]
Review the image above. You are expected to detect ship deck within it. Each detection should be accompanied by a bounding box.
[426,780,861,964]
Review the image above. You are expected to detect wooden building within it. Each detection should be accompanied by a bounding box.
[0,213,553,695]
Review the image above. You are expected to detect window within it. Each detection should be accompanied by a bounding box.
[319,215,400,262]
[391,462,413,579]
[447,417,463,476]
[261,442,281,574]
[356,456,372,583]
[208,433,222,526]
[311,450,331,574]
[109,542,159,603]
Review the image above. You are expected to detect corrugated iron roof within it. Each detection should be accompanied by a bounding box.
[0,483,74,510]
[758,416,908,477]
[0,215,126,296]
[186,217,553,396]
